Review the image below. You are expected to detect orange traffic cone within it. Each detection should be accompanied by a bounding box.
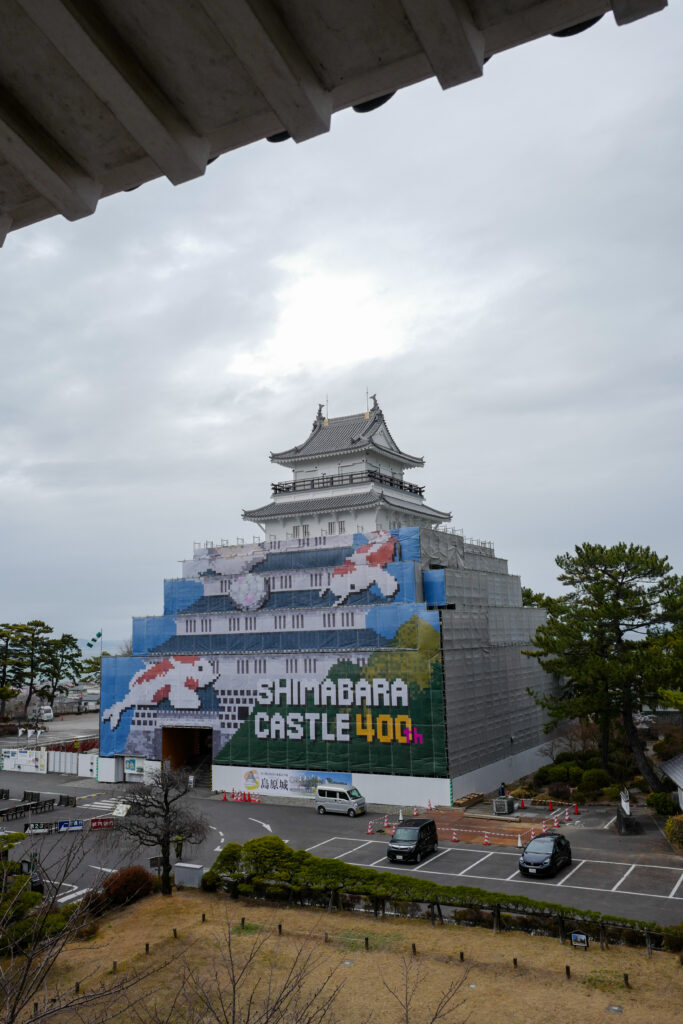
[222,791,227,802]
[483,832,490,846]
[451,829,459,843]
[231,789,235,800]
[542,821,547,834]
[413,806,418,816]
[553,815,559,828]
[530,827,536,839]
[565,808,570,823]
[520,798,525,809]
[392,823,396,835]
[548,800,553,812]
[574,802,580,815]
[427,799,432,811]
[367,821,374,835]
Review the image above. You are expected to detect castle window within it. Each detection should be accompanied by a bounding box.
[292,525,300,539]
[337,521,345,534]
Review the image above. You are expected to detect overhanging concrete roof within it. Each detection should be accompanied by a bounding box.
[0,0,667,244]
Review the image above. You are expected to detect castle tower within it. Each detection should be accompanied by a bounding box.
[243,397,450,541]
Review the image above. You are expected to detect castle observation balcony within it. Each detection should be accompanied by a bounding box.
[271,469,424,498]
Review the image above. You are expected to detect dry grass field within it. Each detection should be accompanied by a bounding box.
[46,892,682,1024]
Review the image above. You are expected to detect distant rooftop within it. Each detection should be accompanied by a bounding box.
[271,399,424,468]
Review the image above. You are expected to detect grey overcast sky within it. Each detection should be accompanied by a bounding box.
[1,8,681,651]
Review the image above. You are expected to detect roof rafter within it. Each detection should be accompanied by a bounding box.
[17,0,209,185]
[400,0,485,89]
[0,87,100,221]
[197,0,332,142]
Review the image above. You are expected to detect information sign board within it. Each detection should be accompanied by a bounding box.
[90,817,114,830]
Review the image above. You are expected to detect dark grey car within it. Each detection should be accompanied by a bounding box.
[518,833,572,878]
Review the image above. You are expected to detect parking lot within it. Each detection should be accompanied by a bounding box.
[1,770,681,925]
[306,834,683,925]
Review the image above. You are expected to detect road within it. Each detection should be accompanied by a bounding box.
[2,772,681,926]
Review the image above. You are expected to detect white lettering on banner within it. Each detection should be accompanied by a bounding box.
[338,679,353,705]
[335,713,350,741]
[254,712,270,738]
[287,713,304,740]
[257,681,273,705]
[256,677,409,708]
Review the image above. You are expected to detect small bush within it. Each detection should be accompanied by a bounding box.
[534,766,552,787]
[646,792,678,817]
[581,769,611,793]
[664,815,683,848]
[554,751,577,765]
[602,785,622,802]
[547,782,571,801]
[630,775,648,792]
[567,764,583,785]
[509,787,532,798]
[546,764,570,783]
[585,757,603,771]
[653,728,683,761]
[103,865,155,907]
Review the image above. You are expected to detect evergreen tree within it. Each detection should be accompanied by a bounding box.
[526,543,683,792]
[38,634,82,705]
[0,625,22,717]
[11,620,53,714]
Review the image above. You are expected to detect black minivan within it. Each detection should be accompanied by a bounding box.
[387,818,438,864]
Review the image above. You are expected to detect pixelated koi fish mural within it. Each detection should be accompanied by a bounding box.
[102,656,219,729]
[320,530,399,605]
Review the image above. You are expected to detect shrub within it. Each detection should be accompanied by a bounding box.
[102,865,155,907]
[602,785,622,801]
[646,792,678,817]
[653,728,683,761]
[554,751,577,765]
[665,815,683,848]
[546,764,570,783]
[585,757,603,770]
[581,769,611,793]
[510,787,532,799]
[547,782,571,801]
[534,766,552,787]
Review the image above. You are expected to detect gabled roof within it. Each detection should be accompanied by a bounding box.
[271,400,424,468]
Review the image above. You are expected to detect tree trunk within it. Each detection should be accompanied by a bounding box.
[599,712,610,770]
[160,837,173,895]
[621,701,662,793]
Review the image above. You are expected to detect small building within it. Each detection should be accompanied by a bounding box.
[100,399,554,803]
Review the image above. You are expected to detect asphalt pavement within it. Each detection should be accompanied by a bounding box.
[2,772,681,927]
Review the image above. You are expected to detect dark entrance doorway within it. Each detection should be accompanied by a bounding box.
[161,726,213,773]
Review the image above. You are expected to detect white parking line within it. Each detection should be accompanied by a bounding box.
[505,867,521,881]
[306,838,339,853]
[611,863,636,892]
[602,816,617,830]
[668,872,683,899]
[412,848,451,871]
[88,865,115,873]
[335,841,371,860]
[556,860,585,885]
[456,851,494,876]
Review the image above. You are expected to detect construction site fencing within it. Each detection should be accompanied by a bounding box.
[366,804,580,845]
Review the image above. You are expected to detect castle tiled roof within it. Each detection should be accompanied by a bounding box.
[270,401,424,467]
[243,490,450,523]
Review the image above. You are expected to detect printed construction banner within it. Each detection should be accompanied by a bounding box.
[100,529,448,779]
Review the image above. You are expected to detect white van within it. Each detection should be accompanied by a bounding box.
[38,706,53,722]
[315,785,366,817]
